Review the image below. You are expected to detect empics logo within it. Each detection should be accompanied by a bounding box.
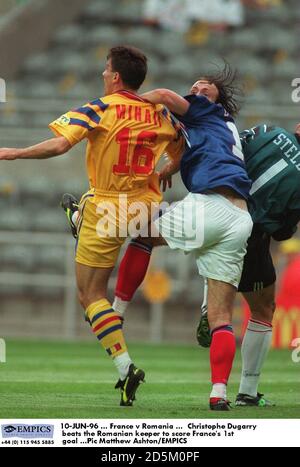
[1,424,54,439]
[0,78,6,102]
[291,338,300,363]
[0,338,6,363]
[291,78,300,103]
[3,426,16,434]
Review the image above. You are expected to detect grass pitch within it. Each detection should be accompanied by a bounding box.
[0,339,299,419]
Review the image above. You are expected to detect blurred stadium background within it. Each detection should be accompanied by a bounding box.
[0,0,299,346]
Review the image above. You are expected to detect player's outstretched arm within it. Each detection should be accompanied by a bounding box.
[0,136,71,161]
[142,89,189,116]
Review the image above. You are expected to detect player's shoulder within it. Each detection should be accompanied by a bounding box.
[85,97,110,111]
[185,94,225,119]
[67,98,109,125]
[185,94,216,108]
[70,97,110,117]
[243,124,283,139]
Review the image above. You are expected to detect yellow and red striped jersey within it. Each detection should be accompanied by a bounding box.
[49,90,184,193]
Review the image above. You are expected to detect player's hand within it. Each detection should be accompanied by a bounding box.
[158,160,180,192]
[158,163,174,192]
[159,173,172,192]
[0,148,17,160]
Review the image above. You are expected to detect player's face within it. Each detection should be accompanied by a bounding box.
[102,59,117,95]
[190,80,219,102]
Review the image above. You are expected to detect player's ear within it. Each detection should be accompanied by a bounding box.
[113,71,121,84]
[295,123,300,136]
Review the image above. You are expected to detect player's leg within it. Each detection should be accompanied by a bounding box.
[76,262,145,406]
[206,278,237,411]
[75,194,148,406]
[76,263,126,361]
[244,283,276,323]
[236,227,276,406]
[236,284,275,406]
[193,193,253,410]
[196,278,212,348]
[113,183,166,315]
[113,236,166,315]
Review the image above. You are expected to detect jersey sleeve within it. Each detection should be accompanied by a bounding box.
[175,95,214,127]
[270,191,300,239]
[240,125,277,150]
[161,109,185,162]
[49,102,104,146]
[272,225,298,241]
[165,130,185,163]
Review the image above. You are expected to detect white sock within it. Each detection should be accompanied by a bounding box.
[239,319,273,397]
[72,211,79,226]
[114,352,132,380]
[210,383,227,400]
[113,297,130,316]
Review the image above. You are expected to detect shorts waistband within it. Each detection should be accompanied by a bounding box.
[92,186,148,198]
[213,193,250,216]
[195,192,250,216]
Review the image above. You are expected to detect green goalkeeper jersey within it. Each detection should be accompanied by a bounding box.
[241,125,300,237]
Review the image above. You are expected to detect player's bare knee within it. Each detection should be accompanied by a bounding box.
[208,310,232,330]
[78,291,106,310]
[265,300,276,321]
[251,301,275,323]
[77,287,101,309]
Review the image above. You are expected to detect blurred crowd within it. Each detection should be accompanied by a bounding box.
[144,0,283,31]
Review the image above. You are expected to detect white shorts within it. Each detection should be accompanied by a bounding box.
[154,192,253,288]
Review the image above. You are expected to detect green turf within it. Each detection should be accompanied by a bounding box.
[0,339,299,419]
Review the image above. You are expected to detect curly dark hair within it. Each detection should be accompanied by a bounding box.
[200,62,243,117]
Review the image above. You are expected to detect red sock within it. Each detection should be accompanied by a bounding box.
[115,239,152,301]
[210,325,236,385]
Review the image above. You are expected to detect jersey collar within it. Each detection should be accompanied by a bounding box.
[115,90,149,103]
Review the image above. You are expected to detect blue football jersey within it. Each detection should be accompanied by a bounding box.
[176,95,252,199]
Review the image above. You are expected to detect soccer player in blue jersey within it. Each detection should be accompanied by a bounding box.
[111,67,254,411]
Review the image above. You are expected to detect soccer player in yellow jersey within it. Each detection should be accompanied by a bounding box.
[0,46,184,406]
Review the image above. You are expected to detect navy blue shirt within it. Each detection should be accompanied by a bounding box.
[176,95,252,199]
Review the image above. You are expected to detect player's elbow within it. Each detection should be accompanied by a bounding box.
[55,137,72,156]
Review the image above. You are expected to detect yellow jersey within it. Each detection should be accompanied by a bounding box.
[49,90,184,193]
